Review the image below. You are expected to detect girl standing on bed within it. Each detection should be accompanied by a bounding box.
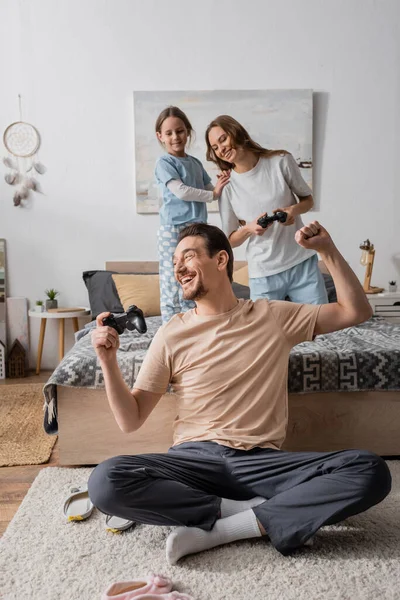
[155,106,230,323]
[205,115,328,304]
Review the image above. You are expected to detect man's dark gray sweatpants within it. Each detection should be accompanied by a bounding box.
[88,441,391,555]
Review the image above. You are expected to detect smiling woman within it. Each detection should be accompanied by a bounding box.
[205,115,328,306]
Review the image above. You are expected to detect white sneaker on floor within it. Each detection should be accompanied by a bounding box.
[105,514,135,533]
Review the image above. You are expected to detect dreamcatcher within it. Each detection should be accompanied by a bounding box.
[3,96,46,207]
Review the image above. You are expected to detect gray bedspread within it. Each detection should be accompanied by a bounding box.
[43,316,400,434]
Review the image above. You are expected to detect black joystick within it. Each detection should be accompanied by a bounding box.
[257,211,287,228]
[102,305,147,335]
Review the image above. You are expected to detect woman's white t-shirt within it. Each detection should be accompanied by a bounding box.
[219,153,316,278]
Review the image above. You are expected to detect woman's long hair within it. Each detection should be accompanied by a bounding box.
[205,115,287,171]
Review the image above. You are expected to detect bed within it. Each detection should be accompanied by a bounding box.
[43,261,400,465]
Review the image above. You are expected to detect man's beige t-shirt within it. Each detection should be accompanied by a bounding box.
[134,299,321,451]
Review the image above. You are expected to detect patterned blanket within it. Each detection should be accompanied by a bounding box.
[43,316,400,434]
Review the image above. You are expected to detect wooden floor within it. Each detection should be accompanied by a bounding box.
[0,371,60,536]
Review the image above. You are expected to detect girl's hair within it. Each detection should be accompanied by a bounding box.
[205,115,287,171]
[155,106,194,145]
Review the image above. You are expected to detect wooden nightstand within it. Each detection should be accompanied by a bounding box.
[366,292,400,323]
[28,307,90,374]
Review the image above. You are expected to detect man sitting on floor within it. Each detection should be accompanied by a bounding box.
[88,221,391,564]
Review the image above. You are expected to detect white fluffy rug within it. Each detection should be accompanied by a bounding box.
[1,464,399,600]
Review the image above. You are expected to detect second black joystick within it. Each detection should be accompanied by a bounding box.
[257,211,287,228]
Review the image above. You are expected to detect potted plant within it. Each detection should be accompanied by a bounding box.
[388,280,397,293]
[35,300,44,313]
[45,288,59,310]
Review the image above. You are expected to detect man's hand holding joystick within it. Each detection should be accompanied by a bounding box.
[92,305,147,365]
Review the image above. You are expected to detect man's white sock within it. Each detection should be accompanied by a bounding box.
[166,509,263,565]
[220,496,266,518]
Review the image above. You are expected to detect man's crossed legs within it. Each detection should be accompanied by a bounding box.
[88,442,391,563]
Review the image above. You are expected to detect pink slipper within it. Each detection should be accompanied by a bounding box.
[130,594,194,600]
[101,574,172,599]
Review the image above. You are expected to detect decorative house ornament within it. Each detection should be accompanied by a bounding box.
[7,339,26,378]
[2,95,46,207]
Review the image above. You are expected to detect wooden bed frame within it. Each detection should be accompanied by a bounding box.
[56,261,400,465]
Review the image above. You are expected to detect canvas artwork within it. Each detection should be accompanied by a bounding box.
[134,89,313,214]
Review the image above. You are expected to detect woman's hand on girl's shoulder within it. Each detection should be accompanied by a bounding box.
[213,170,231,199]
[217,169,231,178]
